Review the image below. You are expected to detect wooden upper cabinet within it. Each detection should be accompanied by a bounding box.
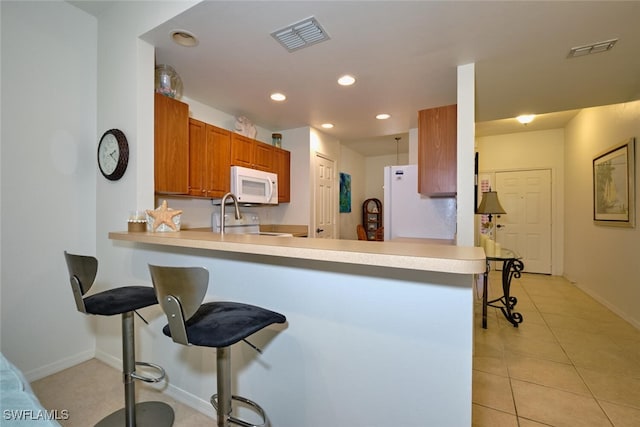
[230,133,274,171]
[188,118,231,198]
[205,124,231,198]
[230,133,254,168]
[188,118,207,197]
[155,93,189,194]
[418,104,457,197]
[273,146,291,203]
[253,142,274,171]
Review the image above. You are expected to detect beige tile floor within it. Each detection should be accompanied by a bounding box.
[473,272,640,427]
[30,272,640,426]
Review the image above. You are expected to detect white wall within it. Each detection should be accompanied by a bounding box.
[89,0,199,368]
[564,101,640,328]
[457,63,476,246]
[0,0,98,378]
[185,96,274,145]
[476,128,565,275]
[338,145,365,240]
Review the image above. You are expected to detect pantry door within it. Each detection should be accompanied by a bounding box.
[314,153,335,239]
[495,169,552,274]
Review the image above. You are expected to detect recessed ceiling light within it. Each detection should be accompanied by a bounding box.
[170,30,198,47]
[321,123,334,129]
[270,93,286,102]
[337,75,356,86]
[516,114,535,124]
[376,113,391,120]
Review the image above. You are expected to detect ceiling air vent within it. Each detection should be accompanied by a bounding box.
[271,17,330,52]
[567,38,618,58]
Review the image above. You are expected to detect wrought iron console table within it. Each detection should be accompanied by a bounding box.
[483,248,525,328]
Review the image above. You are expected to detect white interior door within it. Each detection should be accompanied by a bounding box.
[314,153,335,239]
[495,169,552,274]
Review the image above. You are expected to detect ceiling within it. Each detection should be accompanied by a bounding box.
[73,1,640,156]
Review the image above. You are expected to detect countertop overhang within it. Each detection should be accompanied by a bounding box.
[109,230,486,275]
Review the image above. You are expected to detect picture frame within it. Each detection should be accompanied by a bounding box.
[339,172,351,213]
[593,137,635,227]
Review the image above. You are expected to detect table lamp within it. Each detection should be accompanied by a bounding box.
[477,189,506,241]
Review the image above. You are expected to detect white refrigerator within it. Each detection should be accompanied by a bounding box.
[383,165,457,240]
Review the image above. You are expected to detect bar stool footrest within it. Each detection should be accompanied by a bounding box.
[211,393,267,427]
[131,361,166,383]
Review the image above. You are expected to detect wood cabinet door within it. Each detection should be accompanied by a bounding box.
[418,104,457,196]
[273,147,290,202]
[154,93,189,194]
[230,133,254,168]
[205,125,231,198]
[188,119,207,197]
[253,142,274,171]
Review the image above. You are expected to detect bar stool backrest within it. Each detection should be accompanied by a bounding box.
[148,265,209,346]
[64,251,98,313]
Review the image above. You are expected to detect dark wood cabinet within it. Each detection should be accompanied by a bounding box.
[154,93,189,194]
[418,104,457,197]
[362,198,383,240]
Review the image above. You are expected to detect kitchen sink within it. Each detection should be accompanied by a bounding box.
[212,212,292,236]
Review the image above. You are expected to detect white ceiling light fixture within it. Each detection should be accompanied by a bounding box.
[567,38,617,58]
[170,30,198,47]
[270,93,286,102]
[376,113,391,120]
[516,114,535,125]
[271,17,330,52]
[338,75,356,86]
[321,123,334,129]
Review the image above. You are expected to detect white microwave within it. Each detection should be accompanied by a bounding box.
[230,166,278,205]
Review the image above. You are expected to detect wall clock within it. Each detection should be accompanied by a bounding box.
[97,129,129,181]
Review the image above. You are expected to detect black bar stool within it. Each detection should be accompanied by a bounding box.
[147,264,286,427]
[64,251,174,427]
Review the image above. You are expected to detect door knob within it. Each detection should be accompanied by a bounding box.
[316,228,324,233]
[496,224,505,229]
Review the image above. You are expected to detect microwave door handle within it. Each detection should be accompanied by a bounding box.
[267,177,274,202]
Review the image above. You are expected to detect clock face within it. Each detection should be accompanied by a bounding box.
[98,129,128,180]
[98,134,119,174]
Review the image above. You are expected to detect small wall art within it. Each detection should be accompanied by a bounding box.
[593,137,635,227]
[339,172,351,213]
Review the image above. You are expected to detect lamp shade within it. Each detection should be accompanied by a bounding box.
[477,191,506,214]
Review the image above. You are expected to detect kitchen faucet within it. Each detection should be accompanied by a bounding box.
[220,192,242,236]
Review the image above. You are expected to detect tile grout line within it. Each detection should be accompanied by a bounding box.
[522,275,617,427]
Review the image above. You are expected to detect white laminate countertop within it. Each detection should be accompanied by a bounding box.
[109,230,485,275]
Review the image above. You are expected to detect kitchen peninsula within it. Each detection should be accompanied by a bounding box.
[109,230,485,426]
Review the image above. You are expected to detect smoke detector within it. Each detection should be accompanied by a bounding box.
[271,17,330,52]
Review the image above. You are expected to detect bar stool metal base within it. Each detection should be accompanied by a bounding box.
[211,346,268,427]
[96,401,175,427]
[211,394,267,427]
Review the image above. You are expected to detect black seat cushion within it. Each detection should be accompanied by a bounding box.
[162,301,286,348]
[83,286,158,316]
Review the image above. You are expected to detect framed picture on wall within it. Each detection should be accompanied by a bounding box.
[593,137,635,227]
[339,172,351,213]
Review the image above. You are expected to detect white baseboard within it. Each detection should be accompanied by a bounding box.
[574,283,640,330]
[94,348,121,371]
[163,382,215,420]
[24,349,95,382]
